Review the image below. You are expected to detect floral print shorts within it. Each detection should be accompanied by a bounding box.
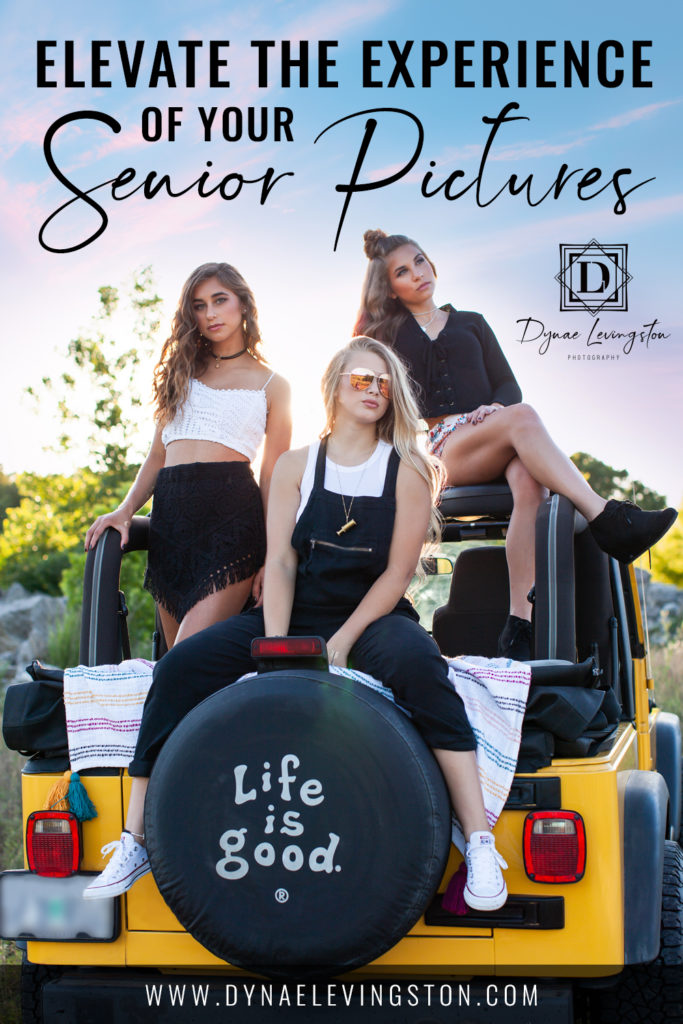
[426,414,469,458]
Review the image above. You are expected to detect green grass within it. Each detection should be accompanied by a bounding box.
[651,636,683,719]
[0,697,25,1024]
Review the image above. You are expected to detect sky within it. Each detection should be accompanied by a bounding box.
[1,0,681,503]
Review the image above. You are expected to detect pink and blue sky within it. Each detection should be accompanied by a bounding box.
[1,0,681,502]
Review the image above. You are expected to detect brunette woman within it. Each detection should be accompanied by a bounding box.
[85,263,291,648]
[356,230,676,660]
[84,337,509,913]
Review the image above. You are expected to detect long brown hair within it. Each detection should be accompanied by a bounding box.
[321,336,444,544]
[153,263,265,427]
[354,229,437,345]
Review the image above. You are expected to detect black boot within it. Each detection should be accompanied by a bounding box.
[589,500,677,564]
[497,615,532,661]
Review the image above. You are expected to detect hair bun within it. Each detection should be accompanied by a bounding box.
[363,229,388,259]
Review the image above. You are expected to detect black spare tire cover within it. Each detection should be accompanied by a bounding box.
[145,670,451,976]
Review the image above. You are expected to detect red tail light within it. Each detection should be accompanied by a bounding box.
[523,810,586,883]
[26,811,81,877]
[251,636,327,659]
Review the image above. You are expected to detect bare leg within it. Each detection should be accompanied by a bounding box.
[504,458,548,619]
[435,748,508,911]
[157,606,179,649]
[124,777,149,841]
[174,576,254,646]
[433,748,489,840]
[157,577,255,649]
[441,404,606,521]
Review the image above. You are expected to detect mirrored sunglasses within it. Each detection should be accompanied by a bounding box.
[342,368,392,399]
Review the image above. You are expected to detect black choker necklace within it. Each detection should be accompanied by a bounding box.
[211,344,248,368]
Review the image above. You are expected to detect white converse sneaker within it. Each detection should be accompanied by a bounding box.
[83,831,150,900]
[463,831,508,911]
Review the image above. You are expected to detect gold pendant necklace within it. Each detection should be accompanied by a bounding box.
[332,444,375,536]
[337,508,358,536]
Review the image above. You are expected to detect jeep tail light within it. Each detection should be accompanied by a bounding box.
[26,811,81,877]
[523,810,586,883]
[251,636,327,659]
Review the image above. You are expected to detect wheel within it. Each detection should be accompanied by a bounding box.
[145,670,451,977]
[20,955,62,1024]
[589,840,683,1023]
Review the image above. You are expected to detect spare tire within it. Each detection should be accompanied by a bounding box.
[145,669,451,977]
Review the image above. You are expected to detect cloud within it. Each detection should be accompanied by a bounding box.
[359,135,594,186]
[284,0,396,41]
[486,137,594,161]
[0,97,67,161]
[376,96,682,181]
[590,99,682,131]
[451,192,683,267]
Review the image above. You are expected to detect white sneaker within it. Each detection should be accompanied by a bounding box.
[83,831,150,900]
[463,831,508,911]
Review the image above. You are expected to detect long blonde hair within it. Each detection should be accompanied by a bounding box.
[153,263,265,427]
[321,337,444,544]
[354,229,437,344]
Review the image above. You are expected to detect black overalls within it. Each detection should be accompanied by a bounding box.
[129,440,475,777]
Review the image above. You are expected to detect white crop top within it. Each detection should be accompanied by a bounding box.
[296,439,393,521]
[161,375,273,461]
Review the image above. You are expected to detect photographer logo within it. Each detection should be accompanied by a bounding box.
[555,239,632,315]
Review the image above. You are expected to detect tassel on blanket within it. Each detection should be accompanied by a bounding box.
[44,772,70,812]
[44,770,98,822]
[67,773,98,821]
[442,862,468,916]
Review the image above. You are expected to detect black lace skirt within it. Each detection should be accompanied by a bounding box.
[143,461,266,622]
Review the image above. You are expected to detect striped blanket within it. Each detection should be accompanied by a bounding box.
[446,656,531,851]
[63,660,155,772]
[63,655,531,844]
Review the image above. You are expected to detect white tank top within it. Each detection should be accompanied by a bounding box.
[296,439,393,521]
[161,375,273,461]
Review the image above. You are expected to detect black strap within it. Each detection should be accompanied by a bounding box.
[313,436,329,489]
[381,448,401,497]
[118,590,132,661]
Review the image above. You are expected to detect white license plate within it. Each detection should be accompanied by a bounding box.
[0,871,118,941]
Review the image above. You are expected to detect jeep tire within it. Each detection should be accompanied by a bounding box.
[589,840,683,1023]
[144,670,452,977]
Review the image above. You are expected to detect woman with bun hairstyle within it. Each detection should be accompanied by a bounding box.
[356,230,677,660]
[85,263,292,648]
[84,336,510,914]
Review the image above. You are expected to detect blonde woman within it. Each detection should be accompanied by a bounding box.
[85,263,292,648]
[84,337,509,913]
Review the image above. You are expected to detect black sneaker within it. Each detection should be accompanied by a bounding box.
[497,615,532,661]
[589,500,677,564]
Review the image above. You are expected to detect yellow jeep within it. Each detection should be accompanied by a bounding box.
[2,486,682,1023]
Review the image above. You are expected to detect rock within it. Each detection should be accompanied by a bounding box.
[635,569,683,645]
[0,587,66,688]
[2,582,30,603]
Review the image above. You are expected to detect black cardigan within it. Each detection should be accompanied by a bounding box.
[391,306,522,419]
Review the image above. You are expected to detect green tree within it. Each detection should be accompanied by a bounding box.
[571,452,667,510]
[650,505,683,587]
[27,266,162,479]
[1,268,161,593]
[0,469,130,593]
[0,467,20,532]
